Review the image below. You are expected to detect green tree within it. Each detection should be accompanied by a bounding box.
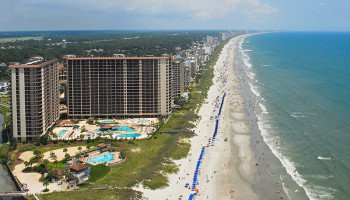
[63,148,68,154]
[49,151,57,162]
[42,159,49,167]
[33,149,41,156]
[64,153,70,161]
[24,161,30,168]
[43,179,49,190]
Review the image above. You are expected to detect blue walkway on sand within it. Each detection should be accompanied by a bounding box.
[188,92,226,200]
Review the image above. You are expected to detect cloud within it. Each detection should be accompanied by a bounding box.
[80,0,278,20]
[0,0,278,30]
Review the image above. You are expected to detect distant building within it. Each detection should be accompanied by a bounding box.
[172,59,185,98]
[64,56,172,117]
[206,35,213,45]
[62,39,67,48]
[175,46,181,51]
[220,32,227,41]
[9,59,60,141]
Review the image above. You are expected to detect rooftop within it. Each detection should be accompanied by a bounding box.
[64,56,172,60]
[70,164,87,172]
[8,59,58,69]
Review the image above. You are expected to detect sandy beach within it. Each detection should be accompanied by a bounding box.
[12,146,87,194]
[135,35,260,199]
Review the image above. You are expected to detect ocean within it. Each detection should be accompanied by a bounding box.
[238,32,350,200]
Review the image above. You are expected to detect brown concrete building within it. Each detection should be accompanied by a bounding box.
[64,56,172,117]
[172,58,185,98]
[9,59,60,141]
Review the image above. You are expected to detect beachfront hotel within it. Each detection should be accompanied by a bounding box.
[171,58,185,98]
[9,59,60,141]
[64,56,172,117]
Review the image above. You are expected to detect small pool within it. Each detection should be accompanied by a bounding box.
[117,126,137,133]
[115,133,141,139]
[87,153,115,165]
[98,119,117,124]
[58,130,68,138]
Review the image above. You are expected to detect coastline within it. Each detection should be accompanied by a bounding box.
[135,35,284,199]
[235,34,310,200]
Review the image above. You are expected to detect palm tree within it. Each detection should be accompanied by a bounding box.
[43,180,49,190]
[64,153,70,161]
[24,161,30,168]
[49,151,57,161]
[63,148,68,154]
[29,157,36,167]
[33,149,41,156]
[43,159,49,168]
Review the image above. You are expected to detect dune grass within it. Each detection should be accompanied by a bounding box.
[88,164,111,182]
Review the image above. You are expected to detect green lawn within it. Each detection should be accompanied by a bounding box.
[0,96,10,104]
[39,39,228,200]
[88,164,110,183]
[40,188,142,200]
[47,161,66,169]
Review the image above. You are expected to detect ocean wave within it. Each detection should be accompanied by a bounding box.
[259,103,268,114]
[239,35,332,200]
[248,82,261,97]
[290,112,307,118]
[307,185,335,199]
[317,156,332,161]
[246,71,256,80]
[261,64,270,67]
[245,49,253,52]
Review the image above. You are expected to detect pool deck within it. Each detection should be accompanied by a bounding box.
[52,118,157,141]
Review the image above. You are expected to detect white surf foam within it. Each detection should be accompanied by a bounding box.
[317,156,332,161]
[248,82,261,97]
[290,112,307,118]
[238,35,331,200]
[259,103,268,114]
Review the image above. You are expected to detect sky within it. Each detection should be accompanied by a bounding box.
[0,0,350,31]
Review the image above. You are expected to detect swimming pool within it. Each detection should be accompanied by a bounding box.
[115,133,141,139]
[58,130,68,138]
[98,119,117,124]
[87,153,115,165]
[117,126,137,133]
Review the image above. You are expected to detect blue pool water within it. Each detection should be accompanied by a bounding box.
[98,119,116,124]
[58,130,68,138]
[87,153,115,164]
[116,126,137,133]
[115,133,141,139]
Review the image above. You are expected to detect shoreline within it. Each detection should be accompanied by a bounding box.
[134,35,270,199]
[235,34,309,200]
